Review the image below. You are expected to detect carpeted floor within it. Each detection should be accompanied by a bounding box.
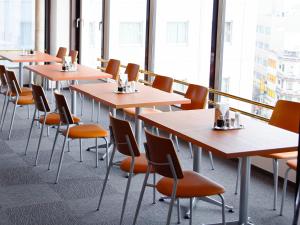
[0,89,295,225]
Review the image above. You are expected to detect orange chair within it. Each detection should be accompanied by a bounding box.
[235,100,300,210]
[125,63,140,82]
[24,84,80,166]
[280,159,297,215]
[0,70,34,139]
[97,115,155,225]
[56,47,67,60]
[49,92,109,184]
[123,75,174,117]
[133,130,226,225]
[69,50,78,63]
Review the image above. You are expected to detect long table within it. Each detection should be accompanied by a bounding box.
[139,109,298,225]
[70,82,190,146]
[0,51,61,87]
[25,64,112,115]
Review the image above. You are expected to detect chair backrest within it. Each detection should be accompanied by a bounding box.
[110,114,140,157]
[152,75,173,93]
[0,65,7,86]
[32,84,51,112]
[105,59,120,80]
[54,92,74,125]
[69,50,78,63]
[269,100,300,134]
[145,130,183,179]
[181,84,208,110]
[6,70,22,96]
[56,47,67,60]
[125,63,140,82]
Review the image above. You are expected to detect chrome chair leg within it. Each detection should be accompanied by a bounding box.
[133,167,151,225]
[97,102,100,123]
[166,182,177,225]
[177,198,181,224]
[235,158,242,195]
[48,126,60,170]
[8,103,17,140]
[55,134,68,184]
[67,139,71,152]
[273,159,279,210]
[25,109,37,155]
[280,168,291,215]
[219,194,226,225]
[79,139,83,162]
[174,136,180,152]
[91,99,94,121]
[95,138,98,168]
[27,105,30,119]
[188,142,193,158]
[97,145,116,210]
[80,95,84,116]
[189,198,192,225]
[104,137,109,168]
[34,116,46,166]
[153,173,156,204]
[0,94,8,125]
[1,99,10,131]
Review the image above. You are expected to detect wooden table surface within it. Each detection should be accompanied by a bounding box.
[70,82,191,109]
[139,109,298,159]
[0,51,61,63]
[25,64,112,81]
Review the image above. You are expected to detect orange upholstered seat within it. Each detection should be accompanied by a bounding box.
[156,170,224,198]
[63,124,108,139]
[39,113,80,125]
[120,153,152,173]
[8,87,32,96]
[287,159,297,170]
[123,107,161,116]
[16,95,34,105]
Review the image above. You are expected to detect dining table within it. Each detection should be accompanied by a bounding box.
[138,109,298,225]
[0,51,61,87]
[25,64,112,115]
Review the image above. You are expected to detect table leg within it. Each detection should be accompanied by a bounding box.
[193,145,202,173]
[135,107,142,148]
[71,80,77,115]
[19,62,23,87]
[29,62,33,86]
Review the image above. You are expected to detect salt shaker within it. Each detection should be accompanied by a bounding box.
[235,112,240,127]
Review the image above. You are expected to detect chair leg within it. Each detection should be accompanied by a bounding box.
[174,136,180,152]
[166,183,177,225]
[97,102,100,123]
[273,159,279,210]
[91,99,94,121]
[104,137,109,169]
[219,194,226,225]
[25,109,37,155]
[132,168,151,225]
[97,146,116,210]
[27,105,30,119]
[208,151,215,170]
[8,103,17,140]
[153,172,156,204]
[1,99,9,131]
[67,139,71,152]
[55,134,68,184]
[235,158,242,195]
[0,94,8,126]
[79,139,83,162]
[177,198,181,224]
[155,127,159,136]
[280,168,291,216]
[48,126,60,170]
[119,158,135,225]
[80,95,84,116]
[188,142,193,158]
[95,138,98,168]
[189,198,192,225]
[34,118,46,166]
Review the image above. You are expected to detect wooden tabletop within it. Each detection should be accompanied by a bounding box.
[25,64,112,81]
[139,109,298,159]
[0,51,61,63]
[70,83,191,109]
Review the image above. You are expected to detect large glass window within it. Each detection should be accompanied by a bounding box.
[221,0,300,118]
[154,0,213,91]
[0,0,35,50]
[109,0,147,67]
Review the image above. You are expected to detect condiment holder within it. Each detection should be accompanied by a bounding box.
[115,73,138,94]
[61,56,77,72]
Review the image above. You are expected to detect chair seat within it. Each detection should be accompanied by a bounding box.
[123,107,162,116]
[120,153,154,173]
[39,113,81,125]
[16,95,34,105]
[287,159,297,171]
[8,87,32,96]
[156,170,225,198]
[261,151,297,159]
[63,124,108,139]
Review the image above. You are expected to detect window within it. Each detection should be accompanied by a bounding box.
[166,22,189,44]
[224,21,233,43]
[119,22,143,45]
[20,22,32,48]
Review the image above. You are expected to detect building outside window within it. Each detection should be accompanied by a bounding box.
[224,21,233,43]
[166,22,189,44]
[119,22,143,45]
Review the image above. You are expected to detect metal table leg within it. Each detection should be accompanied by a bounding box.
[29,62,33,86]
[71,80,77,115]
[135,107,142,148]
[19,62,24,87]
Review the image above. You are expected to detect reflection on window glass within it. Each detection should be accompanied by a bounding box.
[221,0,300,118]
[110,0,146,66]
[154,0,213,90]
[0,0,35,50]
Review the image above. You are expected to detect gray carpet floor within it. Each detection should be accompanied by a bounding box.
[0,89,296,225]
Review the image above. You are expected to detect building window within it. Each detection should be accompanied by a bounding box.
[222,77,230,93]
[89,22,96,48]
[119,22,143,45]
[224,21,233,43]
[166,22,189,44]
[20,22,32,48]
